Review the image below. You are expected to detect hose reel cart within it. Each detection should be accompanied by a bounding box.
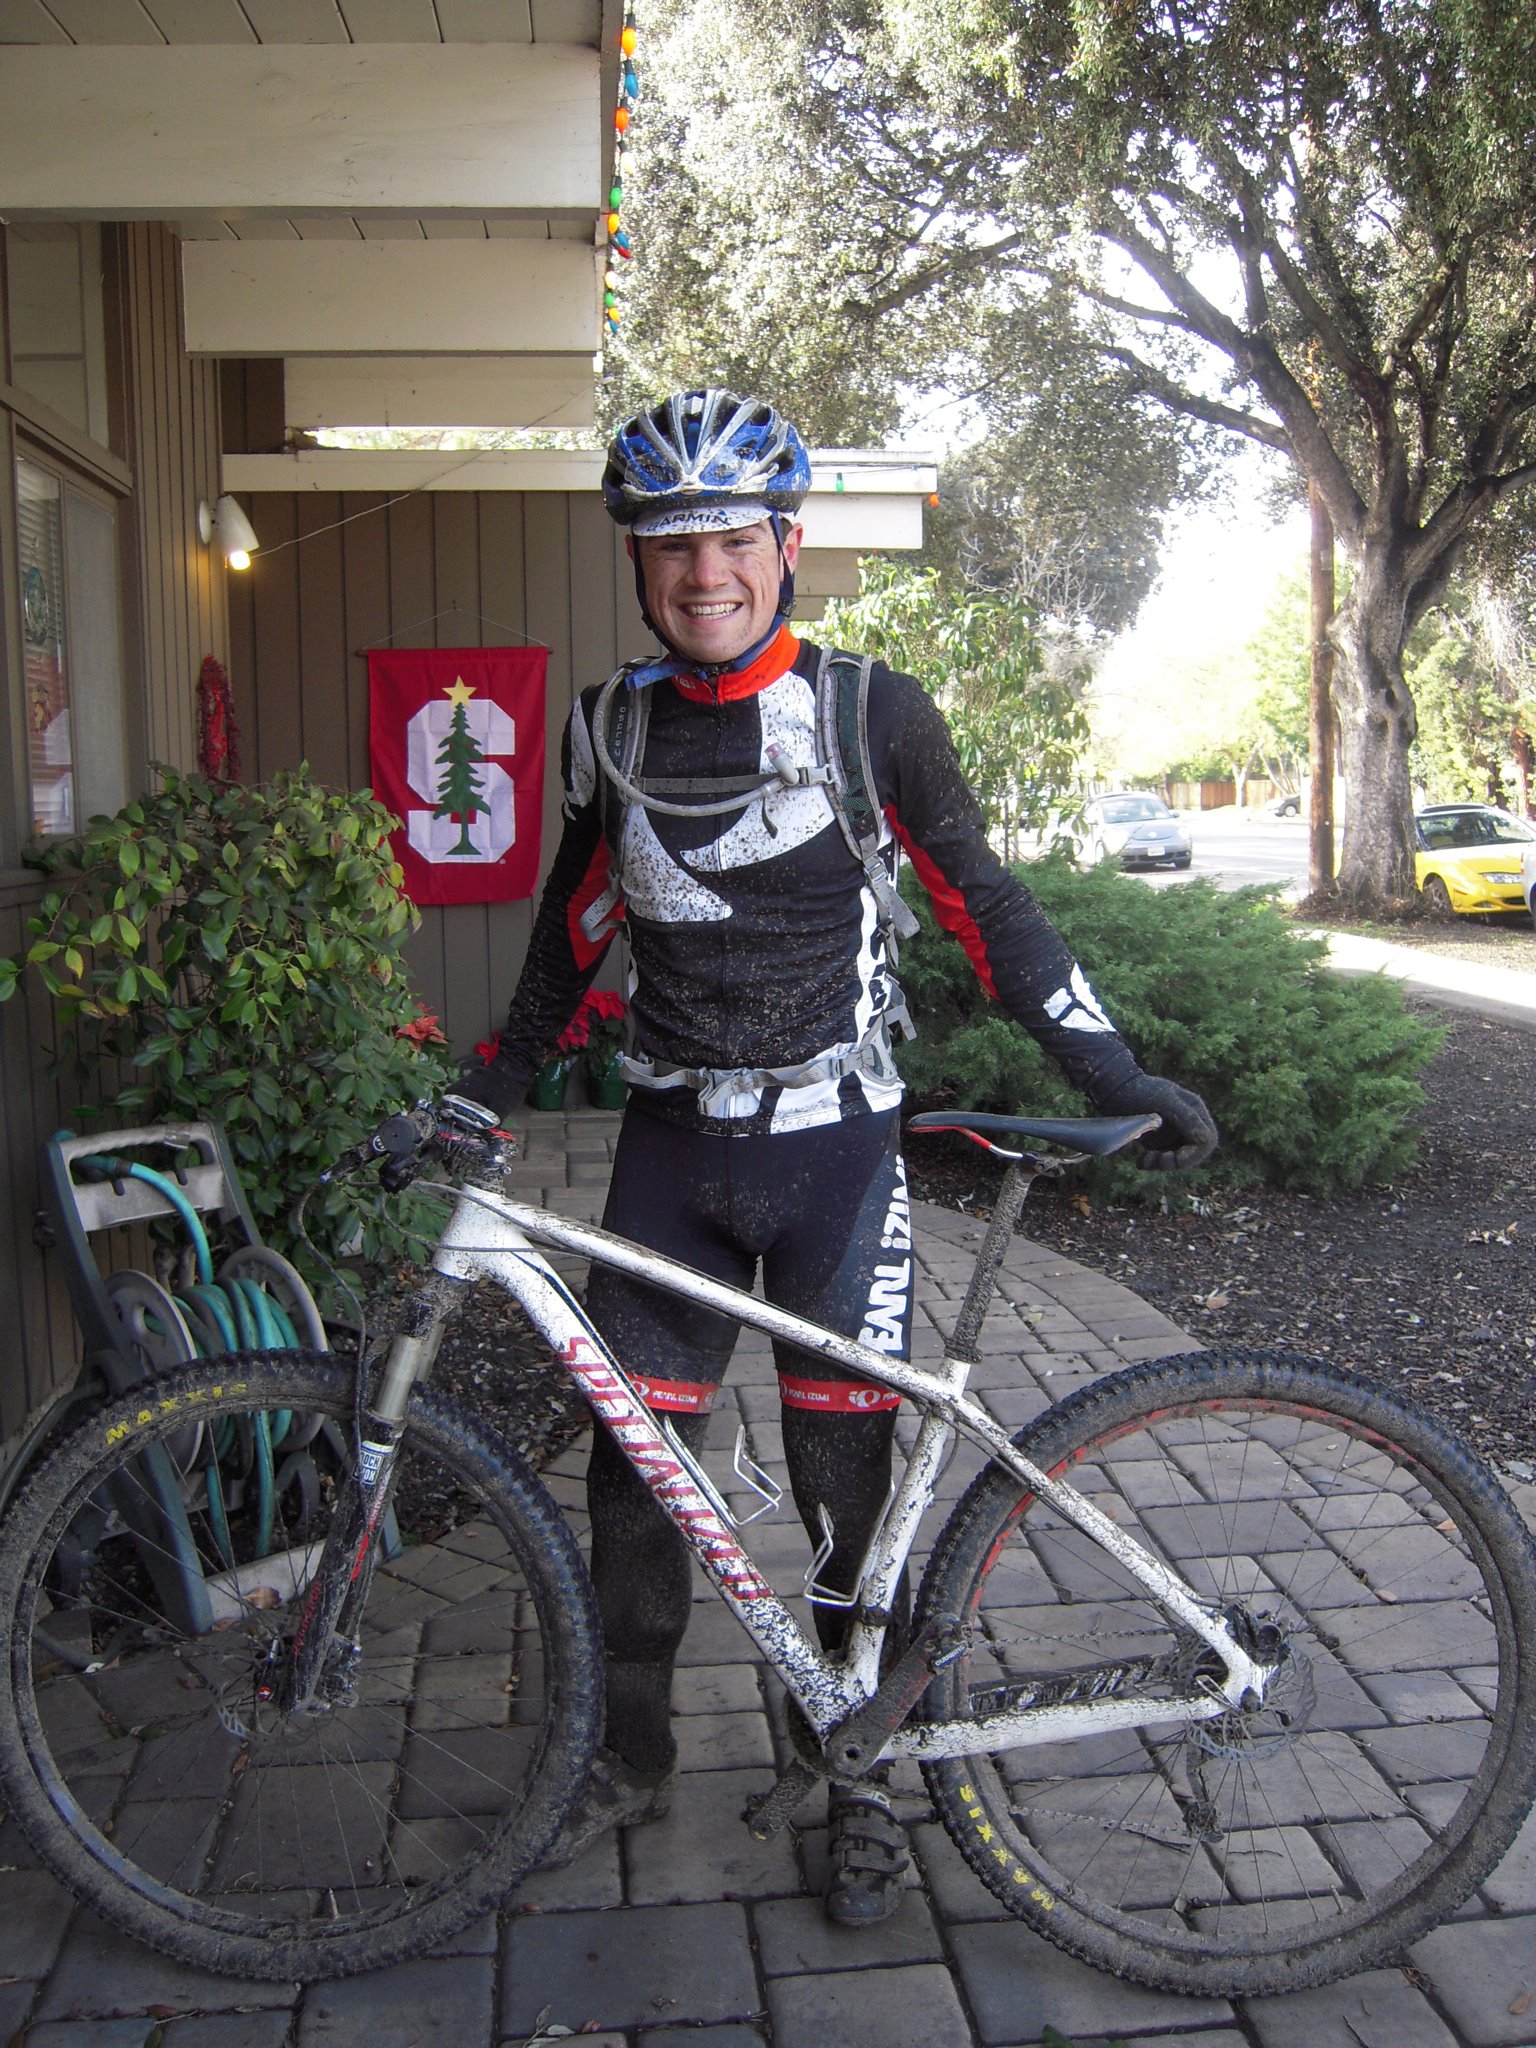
[25,1122,383,1640]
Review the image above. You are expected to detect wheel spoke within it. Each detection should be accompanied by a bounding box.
[0,1354,599,1979]
[918,1352,1536,1995]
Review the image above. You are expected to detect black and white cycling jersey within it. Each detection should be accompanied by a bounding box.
[493,630,1141,1135]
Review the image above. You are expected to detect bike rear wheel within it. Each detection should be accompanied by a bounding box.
[917,1350,1536,1996]
[0,1352,602,1980]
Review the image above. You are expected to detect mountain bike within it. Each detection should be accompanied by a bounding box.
[1,1098,1532,1995]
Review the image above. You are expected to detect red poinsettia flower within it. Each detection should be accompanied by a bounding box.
[397,1007,447,1046]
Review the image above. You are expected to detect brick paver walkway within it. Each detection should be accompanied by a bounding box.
[3,1107,1532,2048]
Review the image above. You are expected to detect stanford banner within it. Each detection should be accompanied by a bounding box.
[368,647,548,905]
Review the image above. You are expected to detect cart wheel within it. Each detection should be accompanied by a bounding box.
[217,1247,328,1351]
[102,1272,204,1466]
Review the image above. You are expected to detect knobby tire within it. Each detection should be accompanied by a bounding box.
[916,1349,1536,1997]
[0,1352,602,1980]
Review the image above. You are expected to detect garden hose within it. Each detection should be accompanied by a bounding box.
[82,1155,319,1565]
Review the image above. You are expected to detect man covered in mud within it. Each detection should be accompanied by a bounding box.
[453,389,1217,1923]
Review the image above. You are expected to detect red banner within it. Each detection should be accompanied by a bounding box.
[368,647,547,905]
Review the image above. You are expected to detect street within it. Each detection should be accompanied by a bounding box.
[1137,806,1308,892]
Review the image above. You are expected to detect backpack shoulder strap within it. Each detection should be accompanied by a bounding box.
[814,648,921,942]
[590,665,653,850]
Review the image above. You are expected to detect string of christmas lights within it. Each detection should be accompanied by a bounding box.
[603,11,639,338]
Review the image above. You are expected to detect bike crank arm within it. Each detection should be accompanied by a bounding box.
[744,1615,965,1841]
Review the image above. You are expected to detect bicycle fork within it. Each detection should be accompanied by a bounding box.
[277,1274,462,1714]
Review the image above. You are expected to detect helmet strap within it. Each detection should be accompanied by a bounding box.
[770,510,797,618]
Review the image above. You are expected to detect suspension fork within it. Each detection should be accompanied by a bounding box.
[281,1268,466,1711]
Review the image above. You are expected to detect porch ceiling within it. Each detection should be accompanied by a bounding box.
[0,0,620,427]
[0,0,599,52]
[0,43,600,220]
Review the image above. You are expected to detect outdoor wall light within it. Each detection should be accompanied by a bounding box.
[197,494,259,571]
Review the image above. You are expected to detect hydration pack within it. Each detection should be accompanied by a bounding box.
[583,646,921,950]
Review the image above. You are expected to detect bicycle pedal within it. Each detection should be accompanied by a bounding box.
[743,1758,823,1841]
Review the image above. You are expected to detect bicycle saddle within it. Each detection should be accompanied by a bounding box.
[906,1110,1160,1157]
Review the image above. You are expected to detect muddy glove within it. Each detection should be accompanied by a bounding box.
[448,1044,527,1125]
[1093,1072,1218,1172]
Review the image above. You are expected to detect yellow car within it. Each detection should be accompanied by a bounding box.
[1414,803,1536,915]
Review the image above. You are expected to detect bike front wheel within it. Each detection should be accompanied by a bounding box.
[0,1352,602,1980]
[917,1350,1536,1996]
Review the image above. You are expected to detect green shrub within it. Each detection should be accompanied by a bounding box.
[896,854,1443,1194]
[0,767,456,1269]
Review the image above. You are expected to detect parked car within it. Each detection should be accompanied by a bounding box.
[1522,838,1536,927]
[1079,792,1192,869]
[1263,791,1301,817]
[1413,803,1536,916]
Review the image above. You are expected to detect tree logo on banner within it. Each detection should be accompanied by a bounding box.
[406,678,516,865]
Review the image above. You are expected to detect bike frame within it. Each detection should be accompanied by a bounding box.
[370,1167,1269,1765]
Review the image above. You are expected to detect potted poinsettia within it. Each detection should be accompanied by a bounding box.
[520,988,628,1110]
[578,989,628,1109]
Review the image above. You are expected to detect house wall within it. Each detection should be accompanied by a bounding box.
[114,223,227,772]
[225,489,651,1055]
[0,220,227,1446]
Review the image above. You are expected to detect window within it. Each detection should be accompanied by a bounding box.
[16,452,127,839]
[6,223,111,447]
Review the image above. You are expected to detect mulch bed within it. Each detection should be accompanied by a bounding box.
[908,998,1536,1475]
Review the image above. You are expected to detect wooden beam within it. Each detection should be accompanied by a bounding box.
[0,44,598,217]
[183,240,599,356]
[222,453,930,552]
[284,354,595,429]
[221,448,932,548]
[793,551,863,599]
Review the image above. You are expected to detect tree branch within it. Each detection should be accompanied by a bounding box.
[1096,199,1367,536]
[1098,346,1290,450]
[857,231,1029,317]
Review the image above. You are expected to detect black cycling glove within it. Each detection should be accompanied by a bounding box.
[1093,1071,1218,1172]
[450,1045,528,1124]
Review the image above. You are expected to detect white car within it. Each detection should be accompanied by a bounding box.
[1080,792,1193,870]
[1522,837,1536,927]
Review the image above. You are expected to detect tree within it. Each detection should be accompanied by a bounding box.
[821,559,1089,857]
[610,6,1204,635]
[1406,568,1536,807]
[619,0,1536,908]
[433,695,489,856]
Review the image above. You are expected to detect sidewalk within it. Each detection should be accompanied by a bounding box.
[1321,930,1536,1032]
[2,1109,1532,2048]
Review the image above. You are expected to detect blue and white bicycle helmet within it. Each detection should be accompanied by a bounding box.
[603,389,811,537]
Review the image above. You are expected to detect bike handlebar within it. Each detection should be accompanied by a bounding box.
[319,1098,512,1189]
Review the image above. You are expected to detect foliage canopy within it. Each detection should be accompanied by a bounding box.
[821,560,1090,855]
[618,0,1536,898]
[0,769,455,1272]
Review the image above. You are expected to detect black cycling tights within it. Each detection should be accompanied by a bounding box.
[583,1105,915,1773]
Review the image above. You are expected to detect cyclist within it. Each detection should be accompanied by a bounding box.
[454,388,1217,1925]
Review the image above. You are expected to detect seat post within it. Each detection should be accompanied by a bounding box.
[947,1161,1036,1365]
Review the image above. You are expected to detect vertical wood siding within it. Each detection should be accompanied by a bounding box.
[0,225,228,1445]
[227,491,650,1053]
[118,222,227,771]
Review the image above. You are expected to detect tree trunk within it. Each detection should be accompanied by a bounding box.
[1331,555,1420,907]
[1307,483,1336,897]
[1510,727,1532,817]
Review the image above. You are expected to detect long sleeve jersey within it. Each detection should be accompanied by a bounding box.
[490,632,1142,1136]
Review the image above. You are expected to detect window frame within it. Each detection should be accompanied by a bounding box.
[0,225,136,874]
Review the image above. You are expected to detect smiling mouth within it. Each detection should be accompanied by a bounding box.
[683,602,741,618]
